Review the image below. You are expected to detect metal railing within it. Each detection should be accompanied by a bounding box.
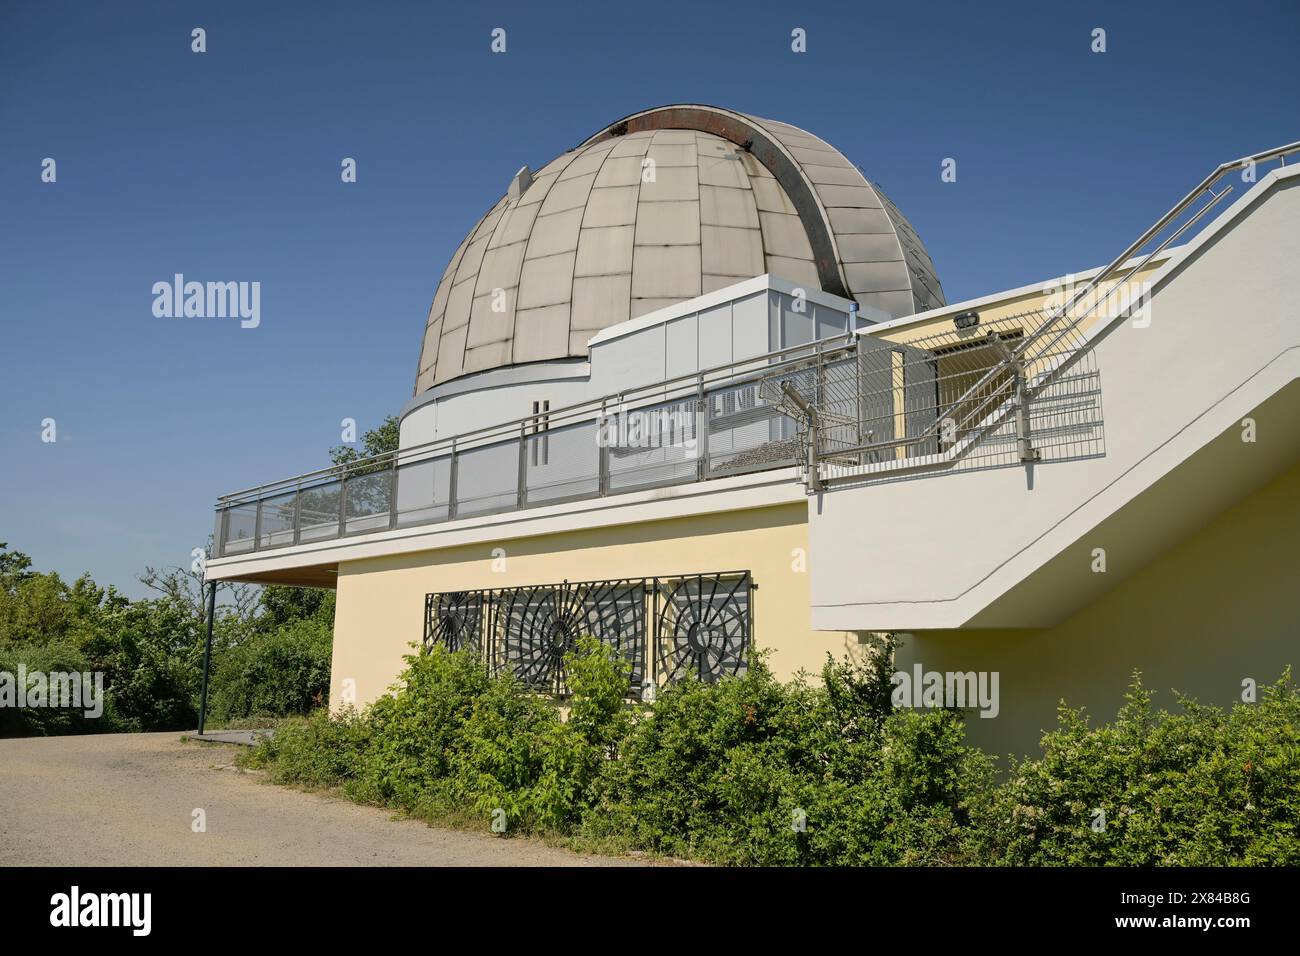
[780,138,1299,488]
[771,310,1106,484]
[214,337,845,557]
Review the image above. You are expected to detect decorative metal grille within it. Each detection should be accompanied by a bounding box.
[423,571,752,697]
[423,591,484,654]
[654,573,752,684]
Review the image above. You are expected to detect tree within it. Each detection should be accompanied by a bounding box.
[329,415,399,467]
[0,542,34,582]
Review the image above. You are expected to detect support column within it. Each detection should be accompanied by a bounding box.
[197,580,216,735]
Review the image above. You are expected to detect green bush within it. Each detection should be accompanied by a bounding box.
[978,671,1300,866]
[243,636,1300,867]
[245,706,370,788]
[586,647,991,865]
[207,619,333,721]
[0,642,120,736]
[351,645,492,806]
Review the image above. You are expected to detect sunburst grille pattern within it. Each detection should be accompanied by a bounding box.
[423,572,752,696]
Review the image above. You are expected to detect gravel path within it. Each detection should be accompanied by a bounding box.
[0,732,643,867]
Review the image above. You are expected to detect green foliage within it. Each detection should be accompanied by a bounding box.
[244,707,370,788]
[350,646,493,805]
[978,671,1300,866]
[0,641,113,736]
[254,586,336,633]
[0,541,334,737]
[207,619,333,721]
[586,645,992,865]
[0,542,35,581]
[246,637,1300,867]
[330,415,400,468]
[449,669,559,828]
[84,593,203,731]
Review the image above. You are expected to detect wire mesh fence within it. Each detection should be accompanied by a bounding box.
[768,309,1105,486]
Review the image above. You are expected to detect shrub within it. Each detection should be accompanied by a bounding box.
[530,636,635,830]
[246,707,369,788]
[978,671,1300,866]
[351,645,493,806]
[448,670,559,829]
[208,619,333,721]
[0,641,120,736]
[242,633,1300,867]
[586,647,992,865]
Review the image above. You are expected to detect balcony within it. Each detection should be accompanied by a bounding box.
[212,337,835,559]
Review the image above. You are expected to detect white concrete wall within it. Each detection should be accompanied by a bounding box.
[809,168,1300,631]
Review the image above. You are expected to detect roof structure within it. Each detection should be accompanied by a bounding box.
[415,104,945,392]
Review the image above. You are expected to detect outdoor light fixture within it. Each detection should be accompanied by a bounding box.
[953,310,981,330]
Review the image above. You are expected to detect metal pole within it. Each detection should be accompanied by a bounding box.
[1014,367,1040,463]
[447,441,459,520]
[389,454,399,529]
[337,467,347,538]
[517,423,529,509]
[598,404,611,496]
[197,580,216,736]
[780,381,822,493]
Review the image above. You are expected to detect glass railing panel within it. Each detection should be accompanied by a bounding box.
[607,398,700,492]
[220,502,258,555]
[454,439,520,518]
[297,478,343,543]
[394,453,451,526]
[257,490,298,550]
[345,468,393,534]
[525,420,599,506]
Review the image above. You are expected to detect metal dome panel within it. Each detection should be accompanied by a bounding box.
[415,104,945,393]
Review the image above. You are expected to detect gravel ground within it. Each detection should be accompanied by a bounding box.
[0,732,644,867]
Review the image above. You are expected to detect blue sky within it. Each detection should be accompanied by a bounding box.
[1,0,1297,596]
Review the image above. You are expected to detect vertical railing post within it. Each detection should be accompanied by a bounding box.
[1014,363,1041,463]
[517,423,529,509]
[337,466,347,538]
[650,579,659,691]
[389,454,399,529]
[197,580,216,736]
[855,339,868,466]
[696,374,709,480]
[598,402,610,496]
[447,440,459,520]
[253,498,263,552]
[293,483,302,545]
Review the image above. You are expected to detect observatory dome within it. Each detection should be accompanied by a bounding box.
[415,104,945,393]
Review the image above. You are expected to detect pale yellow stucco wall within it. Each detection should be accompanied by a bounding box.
[872,259,1169,348]
[329,502,854,710]
[898,456,1300,760]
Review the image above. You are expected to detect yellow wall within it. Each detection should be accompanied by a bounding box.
[329,502,853,710]
[899,456,1300,759]
[873,260,1169,347]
